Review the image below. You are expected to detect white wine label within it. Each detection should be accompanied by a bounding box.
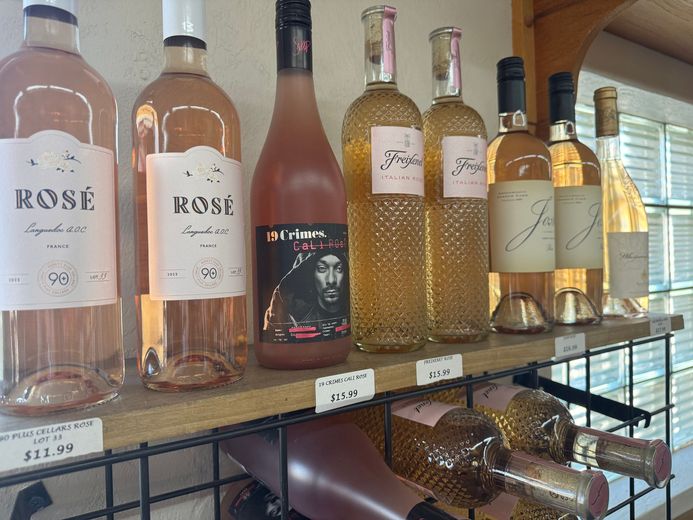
[0,131,117,311]
[489,180,555,273]
[442,136,487,199]
[146,146,246,301]
[554,332,586,360]
[315,369,375,413]
[392,397,458,428]
[473,383,523,412]
[370,126,424,196]
[607,231,649,298]
[415,354,463,386]
[555,185,603,269]
[0,418,103,472]
[649,314,672,336]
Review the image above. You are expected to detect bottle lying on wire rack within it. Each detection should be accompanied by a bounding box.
[349,398,609,519]
[432,382,671,488]
[476,492,576,520]
[221,479,308,520]
[221,417,461,520]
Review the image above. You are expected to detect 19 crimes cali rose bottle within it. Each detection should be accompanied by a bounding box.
[251,0,351,369]
[0,0,124,414]
[132,0,247,390]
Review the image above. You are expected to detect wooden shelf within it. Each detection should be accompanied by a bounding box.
[0,315,683,451]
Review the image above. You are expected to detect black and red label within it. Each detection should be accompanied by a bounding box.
[255,223,350,344]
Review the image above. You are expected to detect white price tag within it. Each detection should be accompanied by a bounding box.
[0,418,103,473]
[416,354,463,386]
[315,369,375,414]
[650,315,672,337]
[554,333,586,360]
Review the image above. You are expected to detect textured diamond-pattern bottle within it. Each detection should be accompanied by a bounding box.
[342,5,426,352]
[349,399,609,519]
[423,27,489,343]
[548,73,603,325]
[487,57,555,334]
[433,383,671,489]
[477,494,574,520]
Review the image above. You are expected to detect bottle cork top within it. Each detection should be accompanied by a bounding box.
[594,86,619,137]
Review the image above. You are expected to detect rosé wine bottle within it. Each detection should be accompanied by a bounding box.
[0,0,124,415]
[222,417,460,520]
[251,0,351,369]
[132,0,247,391]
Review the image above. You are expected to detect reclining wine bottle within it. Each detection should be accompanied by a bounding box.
[434,382,671,488]
[349,398,609,519]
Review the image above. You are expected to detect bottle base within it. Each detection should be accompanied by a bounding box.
[254,338,351,370]
[491,292,554,334]
[1,365,121,416]
[555,287,602,325]
[355,340,426,353]
[140,349,245,392]
[603,296,648,319]
[427,331,488,344]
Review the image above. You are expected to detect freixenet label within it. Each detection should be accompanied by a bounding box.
[370,126,424,196]
[0,131,117,311]
[146,146,246,301]
[555,184,602,269]
[608,231,649,298]
[392,397,458,428]
[489,179,555,273]
[256,223,350,344]
[442,135,487,199]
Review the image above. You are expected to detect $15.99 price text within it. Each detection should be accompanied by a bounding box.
[331,390,358,403]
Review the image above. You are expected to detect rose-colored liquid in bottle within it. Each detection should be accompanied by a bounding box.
[250,0,351,369]
[0,1,124,415]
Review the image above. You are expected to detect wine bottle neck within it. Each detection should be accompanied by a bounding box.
[569,424,672,488]
[23,5,79,54]
[362,6,398,87]
[549,121,577,143]
[596,135,622,161]
[163,37,209,75]
[429,27,462,102]
[491,446,609,519]
[277,24,312,72]
[498,111,529,133]
[271,69,321,125]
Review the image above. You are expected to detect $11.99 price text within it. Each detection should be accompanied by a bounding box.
[24,443,74,462]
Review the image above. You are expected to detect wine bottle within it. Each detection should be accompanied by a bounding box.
[221,479,308,520]
[595,87,649,317]
[251,0,351,369]
[548,72,603,325]
[132,0,247,390]
[351,399,609,519]
[222,417,460,520]
[434,382,671,488]
[487,57,555,334]
[342,5,427,353]
[478,493,574,520]
[423,27,489,343]
[0,0,124,414]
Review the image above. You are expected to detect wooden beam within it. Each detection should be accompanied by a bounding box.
[521,0,636,140]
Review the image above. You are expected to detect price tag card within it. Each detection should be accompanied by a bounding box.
[315,369,375,414]
[553,333,586,361]
[416,354,463,386]
[650,315,672,337]
[0,418,103,473]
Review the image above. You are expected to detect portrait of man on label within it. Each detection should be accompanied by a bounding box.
[263,250,349,332]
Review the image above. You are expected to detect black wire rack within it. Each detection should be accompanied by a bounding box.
[2,332,676,520]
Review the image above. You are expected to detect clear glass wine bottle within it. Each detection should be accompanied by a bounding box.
[423,27,489,343]
[133,0,247,391]
[0,0,124,414]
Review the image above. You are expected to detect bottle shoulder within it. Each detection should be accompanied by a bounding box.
[488,131,551,182]
[549,139,601,185]
[422,101,487,141]
[343,87,423,136]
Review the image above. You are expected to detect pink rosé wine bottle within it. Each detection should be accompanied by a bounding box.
[132,0,247,391]
[0,0,124,415]
[251,0,351,369]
